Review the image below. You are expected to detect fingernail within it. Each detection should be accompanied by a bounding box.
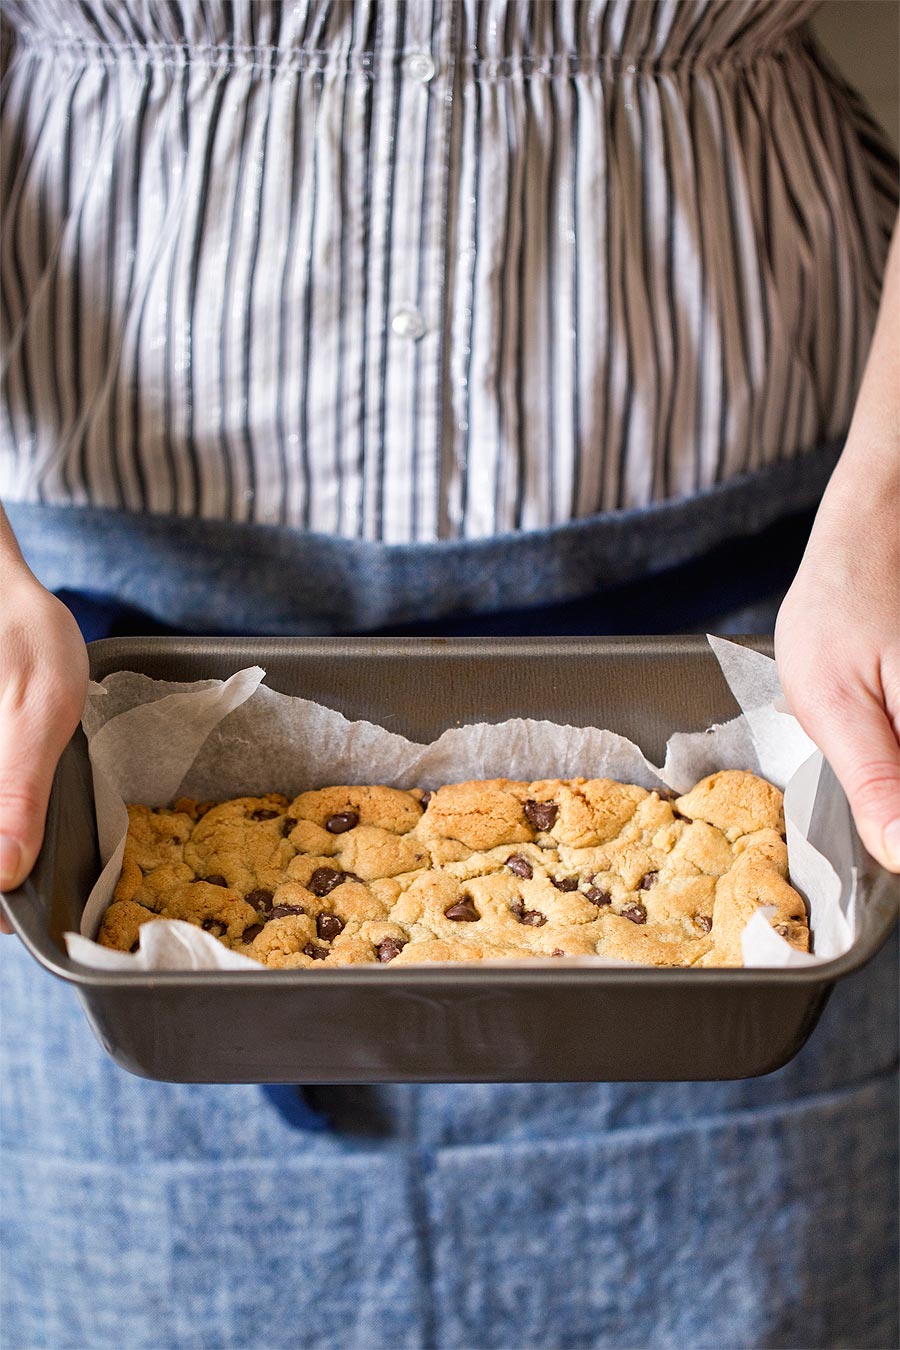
[884,819,900,870]
[0,836,23,891]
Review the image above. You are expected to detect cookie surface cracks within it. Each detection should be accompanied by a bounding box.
[98,773,807,967]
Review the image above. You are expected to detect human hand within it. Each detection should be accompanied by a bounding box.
[775,448,899,873]
[0,570,89,931]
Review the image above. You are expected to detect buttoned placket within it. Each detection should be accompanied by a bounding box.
[376,1,458,542]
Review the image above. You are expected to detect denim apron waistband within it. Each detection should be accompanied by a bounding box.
[7,442,841,634]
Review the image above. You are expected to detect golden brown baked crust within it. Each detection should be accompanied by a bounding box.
[98,771,808,967]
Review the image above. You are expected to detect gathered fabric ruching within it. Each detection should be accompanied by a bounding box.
[1,0,896,543]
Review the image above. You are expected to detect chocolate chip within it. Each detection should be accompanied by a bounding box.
[638,872,659,890]
[657,788,679,802]
[316,913,345,941]
[282,817,298,837]
[674,811,692,823]
[552,875,578,892]
[241,924,264,943]
[419,792,432,809]
[524,799,558,831]
[200,874,227,887]
[251,808,280,820]
[696,914,712,933]
[326,811,359,834]
[246,888,274,914]
[445,897,480,922]
[303,943,329,961]
[585,886,611,906]
[621,904,647,925]
[506,854,533,879]
[270,903,306,919]
[308,867,343,897]
[377,937,406,963]
[551,948,565,957]
[129,940,139,953]
[202,918,228,937]
[510,900,546,927]
[780,832,788,843]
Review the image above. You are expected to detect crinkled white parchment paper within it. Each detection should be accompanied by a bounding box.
[65,638,858,971]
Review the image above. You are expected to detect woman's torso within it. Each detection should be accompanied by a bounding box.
[0,0,896,545]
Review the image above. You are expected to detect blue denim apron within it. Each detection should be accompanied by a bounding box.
[3,498,898,1349]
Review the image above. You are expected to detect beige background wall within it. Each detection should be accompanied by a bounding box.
[812,0,899,149]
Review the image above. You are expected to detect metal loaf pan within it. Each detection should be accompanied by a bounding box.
[3,637,896,1084]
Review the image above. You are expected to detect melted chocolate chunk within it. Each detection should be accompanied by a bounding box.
[638,872,659,890]
[308,867,343,897]
[524,799,558,831]
[673,811,692,823]
[326,811,359,834]
[129,940,139,953]
[552,875,579,892]
[695,914,712,933]
[303,943,329,961]
[621,904,647,925]
[316,913,345,941]
[282,817,298,837]
[202,918,228,937]
[585,886,611,906]
[506,854,533,880]
[377,937,406,963]
[444,897,480,922]
[419,792,432,810]
[270,903,306,919]
[251,808,280,820]
[241,924,264,944]
[510,900,546,927]
[246,888,274,914]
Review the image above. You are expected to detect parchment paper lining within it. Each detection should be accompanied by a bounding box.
[65,638,858,971]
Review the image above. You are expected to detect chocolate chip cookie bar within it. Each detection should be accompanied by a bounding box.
[97,770,809,967]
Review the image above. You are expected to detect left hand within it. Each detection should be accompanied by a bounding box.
[775,444,899,873]
[777,216,900,874]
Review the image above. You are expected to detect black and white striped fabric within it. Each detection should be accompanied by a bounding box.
[1,1,896,544]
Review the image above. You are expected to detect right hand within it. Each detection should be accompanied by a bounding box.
[0,573,89,931]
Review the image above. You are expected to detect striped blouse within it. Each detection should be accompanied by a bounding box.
[1,1,896,547]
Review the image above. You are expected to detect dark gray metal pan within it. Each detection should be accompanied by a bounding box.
[3,637,896,1083]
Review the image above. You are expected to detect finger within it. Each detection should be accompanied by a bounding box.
[0,710,69,893]
[791,679,900,873]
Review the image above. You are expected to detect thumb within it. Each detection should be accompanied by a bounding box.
[795,681,900,873]
[0,710,68,893]
[0,581,89,913]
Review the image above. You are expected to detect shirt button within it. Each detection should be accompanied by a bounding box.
[405,51,436,82]
[391,307,427,340]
